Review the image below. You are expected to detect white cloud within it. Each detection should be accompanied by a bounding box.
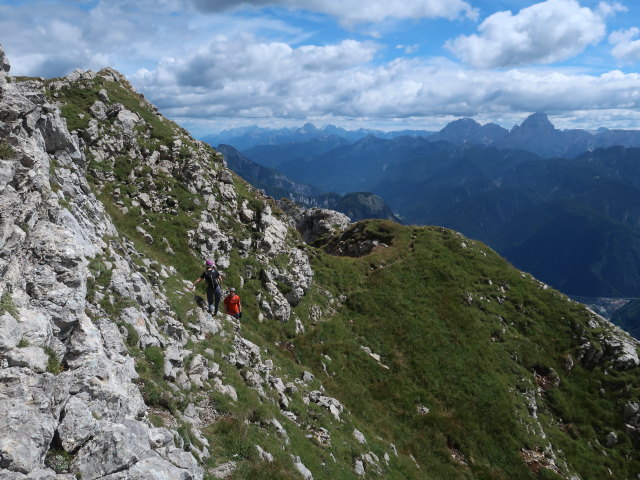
[597,1,627,18]
[130,34,640,132]
[2,0,640,136]
[397,44,420,54]
[447,0,610,69]
[187,0,478,25]
[610,27,640,63]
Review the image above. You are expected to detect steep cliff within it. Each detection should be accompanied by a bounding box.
[1,45,640,480]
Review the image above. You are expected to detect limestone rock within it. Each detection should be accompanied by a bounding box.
[353,428,366,444]
[256,445,274,462]
[0,368,68,473]
[5,346,48,373]
[0,43,10,74]
[287,207,350,244]
[292,455,313,480]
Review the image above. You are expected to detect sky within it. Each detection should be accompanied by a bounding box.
[2,0,640,137]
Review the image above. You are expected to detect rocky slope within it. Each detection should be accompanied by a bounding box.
[1,44,640,480]
[0,46,314,479]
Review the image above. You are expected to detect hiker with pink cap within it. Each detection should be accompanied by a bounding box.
[191,259,223,315]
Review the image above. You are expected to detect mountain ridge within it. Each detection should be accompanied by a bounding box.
[207,113,640,160]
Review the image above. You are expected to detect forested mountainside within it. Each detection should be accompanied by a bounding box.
[1,45,640,480]
[216,144,399,222]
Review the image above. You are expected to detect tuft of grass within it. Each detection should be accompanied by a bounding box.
[122,322,140,349]
[44,347,62,375]
[45,448,75,474]
[0,291,19,319]
[0,140,15,159]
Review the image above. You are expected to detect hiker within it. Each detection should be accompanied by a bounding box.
[191,259,223,315]
[224,287,242,319]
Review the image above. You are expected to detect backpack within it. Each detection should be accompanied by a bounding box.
[204,269,220,288]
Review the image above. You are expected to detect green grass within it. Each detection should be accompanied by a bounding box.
[0,140,15,159]
[0,291,19,319]
[279,221,640,480]
[44,347,63,374]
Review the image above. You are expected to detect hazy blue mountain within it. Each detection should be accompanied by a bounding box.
[307,192,400,222]
[217,144,399,221]
[278,134,453,193]
[240,135,350,169]
[216,144,322,201]
[204,114,640,160]
[427,117,508,145]
[379,146,640,297]
[202,122,433,150]
[276,132,640,296]
[491,113,594,158]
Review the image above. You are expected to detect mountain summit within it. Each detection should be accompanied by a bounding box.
[517,112,556,133]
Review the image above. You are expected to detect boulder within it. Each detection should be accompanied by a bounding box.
[72,421,151,479]
[6,346,49,372]
[292,207,350,244]
[291,455,313,480]
[0,43,10,74]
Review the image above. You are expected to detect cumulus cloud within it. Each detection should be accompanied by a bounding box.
[3,0,640,135]
[130,34,640,129]
[447,0,611,68]
[610,27,640,63]
[187,0,478,24]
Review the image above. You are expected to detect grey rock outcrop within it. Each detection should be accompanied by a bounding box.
[0,47,202,479]
[0,44,10,74]
[278,200,350,244]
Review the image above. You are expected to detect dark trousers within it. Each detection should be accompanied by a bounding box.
[207,286,222,314]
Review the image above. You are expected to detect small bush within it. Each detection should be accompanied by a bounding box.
[45,448,74,473]
[44,347,62,375]
[148,413,166,428]
[140,380,182,413]
[538,468,565,480]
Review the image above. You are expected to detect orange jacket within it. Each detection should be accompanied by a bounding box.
[224,294,241,315]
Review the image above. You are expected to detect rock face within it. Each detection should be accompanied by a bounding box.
[0,44,337,479]
[278,200,350,244]
[0,45,204,479]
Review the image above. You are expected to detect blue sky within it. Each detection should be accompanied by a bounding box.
[1,0,640,136]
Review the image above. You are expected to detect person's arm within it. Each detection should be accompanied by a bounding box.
[238,297,242,313]
[191,274,204,290]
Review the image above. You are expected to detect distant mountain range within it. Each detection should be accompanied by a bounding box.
[203,113,640,159]
[207,114,640,299]
[274,136,640,296]
[216,144,399,222]
[202,122,432,151]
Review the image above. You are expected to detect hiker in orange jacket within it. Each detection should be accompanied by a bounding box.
[224,287,242,319]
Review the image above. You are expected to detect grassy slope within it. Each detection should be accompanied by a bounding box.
[290,221,640,479]
[43,73,640,480]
